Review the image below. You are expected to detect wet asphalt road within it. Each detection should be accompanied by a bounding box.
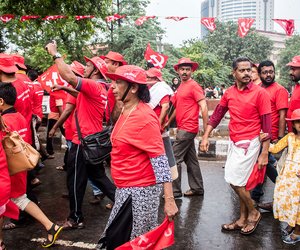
[2,150,299,250]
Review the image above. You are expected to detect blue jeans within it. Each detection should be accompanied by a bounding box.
[251,153,278,202]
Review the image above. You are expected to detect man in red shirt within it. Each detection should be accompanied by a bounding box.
[201,57,271,235]
[252,60,289,210]
[165,58,208,198]
[101,51,127,123]
[286,56,300,131]
[46,41,116,229]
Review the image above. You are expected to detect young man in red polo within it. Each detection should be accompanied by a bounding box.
[201,57,271,235]
[165,58,208,198]
[286,56,300,132]
[252,60,289,210]
[45,41,116,229]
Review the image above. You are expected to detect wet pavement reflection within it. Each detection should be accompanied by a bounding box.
[3,152,298,250]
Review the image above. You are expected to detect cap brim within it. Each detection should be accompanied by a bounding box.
[146,72,163,82]
[106,72,147,85]
[286,62,300,67]
[84,56,107,80]
[173,62,198,72]
[69,65,83,77]
[0,65,18,73]
[286,117,300,121]
[16,63,27,69]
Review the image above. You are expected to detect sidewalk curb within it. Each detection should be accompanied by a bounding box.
[196,138,229,161]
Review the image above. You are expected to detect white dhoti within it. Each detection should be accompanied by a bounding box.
[224,137,261,187]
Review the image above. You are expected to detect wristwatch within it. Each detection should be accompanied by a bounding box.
[52,52,62,61]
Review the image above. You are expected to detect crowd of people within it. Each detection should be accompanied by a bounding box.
[0,42,300,249]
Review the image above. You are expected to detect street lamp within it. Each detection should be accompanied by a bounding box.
[156,34,163,53]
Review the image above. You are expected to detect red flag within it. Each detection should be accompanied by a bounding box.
[0,14,14,23]
[201,17,216,32]
[273,19,295,36]
[238,18,255,38]
[105,14,126,22]
[144,43,168,69]
[43,15,67,21]
[20,15,40,22]
[165,16,188,21]
[37,65,68,99]
[75,15,95,21]
[116,217,174,250]
[246,163,267,191]
[135,16,156,26]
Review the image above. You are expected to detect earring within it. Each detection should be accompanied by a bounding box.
[131,90,134,93]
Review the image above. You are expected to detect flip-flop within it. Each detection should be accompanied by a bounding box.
[2,222,18,230]
[240,214,262,235]
[221,221,244,231]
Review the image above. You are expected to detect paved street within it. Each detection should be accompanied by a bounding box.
[2,151,298,250]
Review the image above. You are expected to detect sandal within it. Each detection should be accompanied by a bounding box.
[2,222,18,230]
[240,213,262,235]
[221,221,244,231]
[42,223,63,248]
[283,233,300,245]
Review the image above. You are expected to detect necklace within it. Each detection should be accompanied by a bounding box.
[112,103,138,143]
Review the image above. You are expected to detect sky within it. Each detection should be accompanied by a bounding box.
[146,0,300,47]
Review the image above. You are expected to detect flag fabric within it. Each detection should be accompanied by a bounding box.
[165,16,188,21]
[37,65,68,99]
[116,217,175,250]
[135,16,156,26]
[43,15,67,21]
[238,18,255,38]
[201,17,216,32]
[273,19,295,36]
[144,43,168,69]
[105,14,126,22]
[0,14,14,23]
[75,15,95,21]
[20,15,40,22]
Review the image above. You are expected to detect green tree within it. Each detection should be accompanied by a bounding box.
[181,39,232,87]
[0,0,111,70]
[277,35,300,89]
[204,21,273,66]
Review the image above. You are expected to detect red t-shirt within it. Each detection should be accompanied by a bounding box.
[287,84,300,132]
[28,81,44,120]
[111,102,165,188]
[64,94,76,141]
[172,78,205,133]
[2,111,30,198]
[0,133,10,206]
[220,82,271,142]
[261,82,288,140]
[106,86,115,122]
[12,79,33,144]
[72,78,107,144]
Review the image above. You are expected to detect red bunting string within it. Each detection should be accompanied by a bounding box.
[20,15,40,22]
[0,14,14,23]
[201,17,216,32]
[135,15,156,26]
[273,19,295,36]
[238,18,255,38]
[105,13,126,22]
[75,15,95,21]
[43,15,67,21]
[165,16,188,21]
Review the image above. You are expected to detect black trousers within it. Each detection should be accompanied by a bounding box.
[67,143,116,223]
[46,118,65,155]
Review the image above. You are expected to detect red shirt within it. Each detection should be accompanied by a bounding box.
[28,81,44,120]
[220,82,271,142]
[2,110,30,198]
[172,78,205,133]
[111,102,165,188]
[0,133,10,206]
[64,94,76,141]
[287,84,300,132]
[73,78,107,144]
[106,86,115,122]
[12,79,33,144]
[261,82,288,140]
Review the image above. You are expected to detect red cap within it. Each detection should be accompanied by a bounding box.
[0,54,18,73]
[70,61,85,77]
[286,56,300,67]
[252,63,259,68]
[146,68,163,82]
[106,65,147,84]
[286,108,300,121]
[12,54,27,69]
[173,57,198,72]
[100,51,127,65]
[84,56,108,79]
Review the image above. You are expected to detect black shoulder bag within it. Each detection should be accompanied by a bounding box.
[75,102,113,165]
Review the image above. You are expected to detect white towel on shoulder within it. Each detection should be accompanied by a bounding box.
[148,81,174,109]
